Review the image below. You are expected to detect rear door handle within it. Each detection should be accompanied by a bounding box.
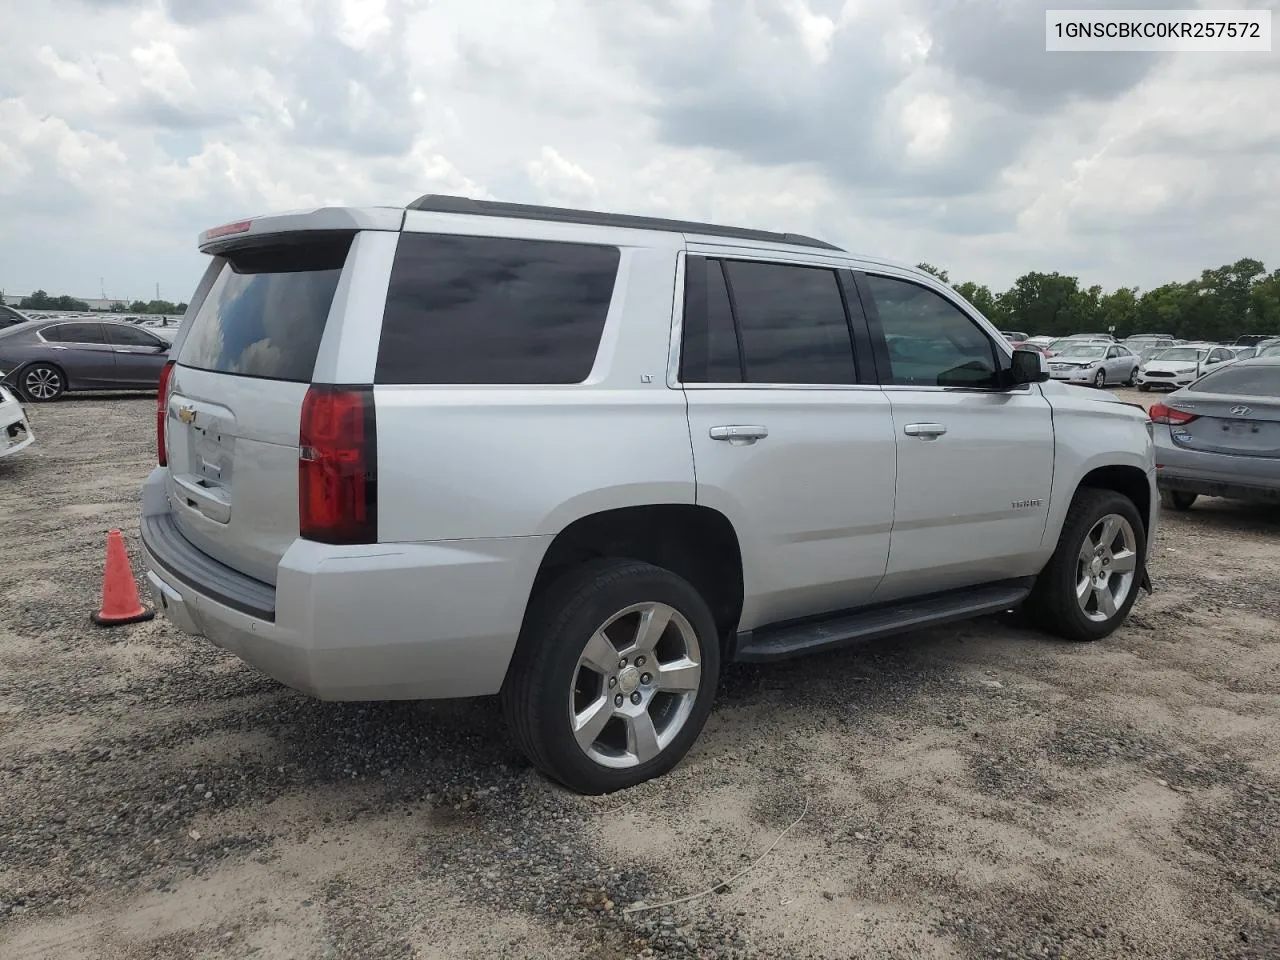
[903,422,947,440]
[709,425,768,445]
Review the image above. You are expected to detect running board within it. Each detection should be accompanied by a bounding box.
[732,579,1034,663]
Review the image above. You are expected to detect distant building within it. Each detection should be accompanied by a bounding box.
[0,293,129,310]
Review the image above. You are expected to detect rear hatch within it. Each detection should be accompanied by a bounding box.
[1166,365,1280,460]
[164,235,353,585]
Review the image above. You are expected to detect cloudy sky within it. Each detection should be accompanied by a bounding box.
[1,0,1277,304]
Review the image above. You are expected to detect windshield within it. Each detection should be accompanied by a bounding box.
[1057,345,1107,359]
[1153,347,1204,362]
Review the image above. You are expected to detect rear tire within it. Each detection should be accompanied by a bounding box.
[1026,489,1146,642]
[1161,489,1197,511]
[21,362,65,402]
[501,559,721,794]
[1126,367,1137,387]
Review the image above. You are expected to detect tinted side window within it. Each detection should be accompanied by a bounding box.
[44,323,106,344]
[105,324,165,348]
[863,275,999,387]
[721,261,854,384]
[377,234,619,385]
[681,258,742,383]
[179,238,351,382]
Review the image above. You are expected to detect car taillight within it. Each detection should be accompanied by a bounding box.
[156,360,176,466]
[299,385,377,544]
[1149,402,1197,425]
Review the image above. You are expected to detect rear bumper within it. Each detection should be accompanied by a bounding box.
[139,467,550,700]
[1153,427,1280,502]
[1157,470,1280,502]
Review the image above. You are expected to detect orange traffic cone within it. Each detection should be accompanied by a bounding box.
[92,529,155,627]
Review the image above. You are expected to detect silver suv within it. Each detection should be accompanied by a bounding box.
[140,196,1157,794]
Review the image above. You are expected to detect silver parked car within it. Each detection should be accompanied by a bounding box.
[0,319,171,401]
[138,196,1156,795]
[1152,357,1280,510]
[1047,342,1140,387]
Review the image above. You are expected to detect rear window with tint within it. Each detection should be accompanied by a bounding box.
[178,238,351,382]
[376,233,619,385]
[1187,364,1280,398]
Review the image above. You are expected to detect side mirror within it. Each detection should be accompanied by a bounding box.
[1010,348,1049,385]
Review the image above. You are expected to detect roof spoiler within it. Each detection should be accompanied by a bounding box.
[198,207,405,255]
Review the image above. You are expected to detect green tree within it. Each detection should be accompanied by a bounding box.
[915,263,951,284]
[999,272,1086,336]
[952,281,1005,325]
[1248,269,1280,331]
[1097,287,1140,338]
[1135,282,1196,337]
[19,290,90,311]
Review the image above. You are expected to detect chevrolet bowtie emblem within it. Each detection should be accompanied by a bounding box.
[177,405,197,425]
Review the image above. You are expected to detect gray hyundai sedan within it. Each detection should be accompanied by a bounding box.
[1151,356,1280,510]
[0,318,172,402]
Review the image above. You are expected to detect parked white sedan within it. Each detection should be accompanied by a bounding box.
[0,384,34,459]
[1137,345,1235,392]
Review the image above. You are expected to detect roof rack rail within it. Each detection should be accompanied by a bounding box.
[405,194,843,252]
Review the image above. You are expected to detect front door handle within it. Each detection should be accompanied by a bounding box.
[709,424,769,445]
[903,422,947,440]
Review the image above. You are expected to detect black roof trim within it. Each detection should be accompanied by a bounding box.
[405,195,843,252]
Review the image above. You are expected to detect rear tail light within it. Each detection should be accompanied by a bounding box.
[1149,402,1198,425]
[299,385,377,544]
[156,360,176,466]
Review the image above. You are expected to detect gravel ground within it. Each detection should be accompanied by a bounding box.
[1,390,1278,960]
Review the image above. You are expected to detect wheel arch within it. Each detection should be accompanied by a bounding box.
[1078,464,1153,538]
[524,503,745,648]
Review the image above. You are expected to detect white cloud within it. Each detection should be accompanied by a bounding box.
[0,0,1277,303]
[526,147,598,205]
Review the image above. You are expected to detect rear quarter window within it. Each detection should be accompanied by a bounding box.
[178,237,351,382]
[375,233,620,385]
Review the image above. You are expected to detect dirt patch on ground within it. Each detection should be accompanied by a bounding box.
[1,393,1278,959]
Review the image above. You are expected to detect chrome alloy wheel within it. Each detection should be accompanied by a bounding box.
[1075,513,1138,622]
[568,602,702,769]
[24,367,61,400]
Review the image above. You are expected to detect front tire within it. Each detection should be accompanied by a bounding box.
[21,362,65,402]
[1138,383,1151,393]
[501,559,721,794]
[1026,489,1146,642]
[1161,489,1197,511]
[1094,369,1106,388]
